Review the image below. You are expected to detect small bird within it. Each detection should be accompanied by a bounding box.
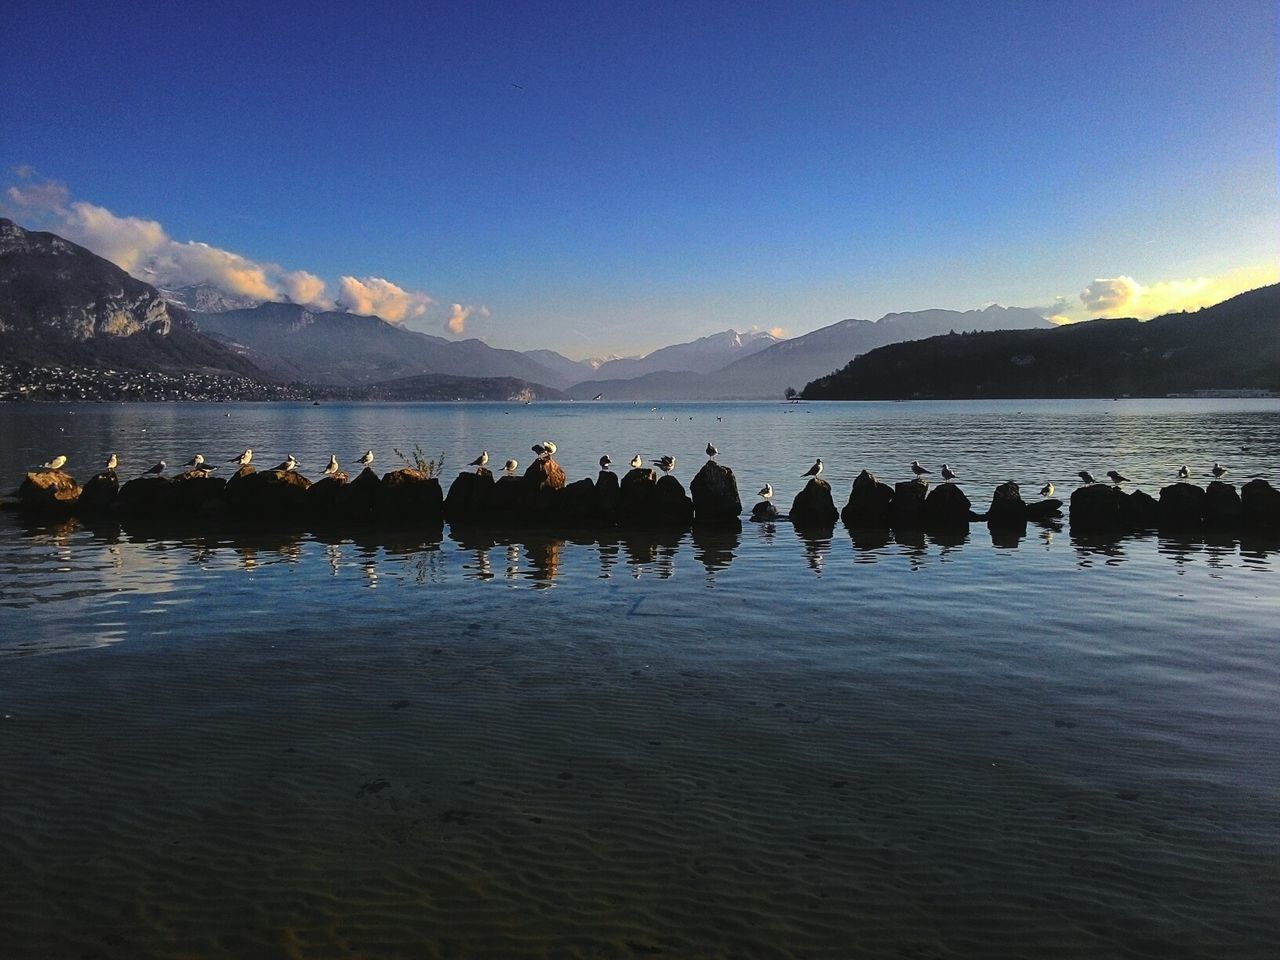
[657,455,676,474]
[630,454,643,469]
[543,440,557,457]
[1177,464,1190,480]
[706,442,718,459]
[230,448,252,467]
[802,458,823,478]
[183,454,206,469]
[599,454,612,471]
[41,455,68,470]
[273,455,299,473]
[1078,471,1096,484]
[1211,462,1227,479]
[503,458,518,475]
[1107,470,1128,484]
[940,463,957,482]
[322,454,339,477]
[143,460,166,476]
[1039,482,1055,498]
[910,460,931,477]
[531,442,546,458]
[592,393,604,401]
[469,450,489,470]
[356,450,374,468]
[105,453,118,472]
[758,483,774,500]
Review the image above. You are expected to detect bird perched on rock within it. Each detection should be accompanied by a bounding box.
[503,458,518,475]
[356,450,374,468]
[105,453,118,472]
[143,460,166,476]
[758,483,774,500]
[230,449,252,467]
[940,464,957,482]
[1039,481,1055,498]
[802,458,823,478]
[1106,470,1128,484]
[41,455,68,470]
[1211,462,1227,479]
[544,440,557,457]
[1078,471,1096,484]
[657,455,676,474]
[630,454,643,469]
[706,442,718,459]
[531,442,548,459]
[184,454,206,468]
[322,455,339,477]
[273,455,299,473]
[599,454,612,471]
[469,450,489,470]
[1177,464,1190,480]
[910,460,931,476]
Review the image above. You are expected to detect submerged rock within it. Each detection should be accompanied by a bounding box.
[792,477,838,526]
[842,469,894,527]
[751,500,779,520]
[1024,498,1063,521]
[690,461,742,524]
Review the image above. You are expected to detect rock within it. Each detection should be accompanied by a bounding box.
[16,469,81,511]
[170,471,227,512]
[890,479,928,527]
[655,474,694,526]
[986,481,1026,527]
[1121,489,1159,529]
[238,469,311,514]
[118,475,176,513]
[523,457,567,518]
[222,465,258,510]
[1158,482,1205,528]
[596,470,621,520]
[559,477,599,523]
[1024,498,1063,521]
[841,470,894,527]
[617,467,658,526]
[792,477,839,526]
[488,474,527,517]
[923,483,971,527]
[381,469,444,522]
[751,500,779,520]
[444,470,495,521]
[337,467,381,520]
[76,471,119,513]
[690,461,742,523]
[1241,478,1280,530]
[305,473,348,512]
[1204,480,1243,528]
[1070,483,1126,530]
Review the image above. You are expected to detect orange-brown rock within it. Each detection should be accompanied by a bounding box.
[16,470,81,511]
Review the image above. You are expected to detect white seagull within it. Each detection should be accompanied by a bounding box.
[1039,481,1055,498]
[599,454,612,471]
[940,463,957,482]
[41,455,68,471]
[273,455,299,473]
[802,458,823,478]
[1211,462,1227,479]
[758,483,774,500]
[469,450,489,470]
[910,460,931,477]
[322,454,340,477]
[543,440,557,457]
[657,455,676,474]
[503,458,519,475]
[143,460,166,476]
[105,453,118,472]
[630,454,643,469]
[706,442,718,459]
[1177,464,1190,480]
[230,448,253,467]
[356,450,374,468]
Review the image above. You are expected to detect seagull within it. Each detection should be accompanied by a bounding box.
[592,393,604,401]
[802,458,823,478]
[41,455,68,471]
[706,442,718,459]
[1211,462,1227,479]
[910,460,931,477]
[630,454,643,469]
[356,450,374,468]
[1039,481,1055,498]
[1078,470,1096,484]
[531,443,546,458]
[469,450,489,470]
[230,448,252,467]
[322,454,339,477]
[758,483,774,500]
[1107,470,1128,484]
[105,453,118,472]
[657,455,676,474]
[273,455,299,473]
[183,454,207,469]
[599,454,612,471]
[503,458,518,475]
[940,463,957,482]
[1177,464,1190,480]
[543,440,557,457]
[143,460,166,476]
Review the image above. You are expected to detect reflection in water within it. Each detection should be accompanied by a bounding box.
[795,523,834,576]
[691,522,740,580]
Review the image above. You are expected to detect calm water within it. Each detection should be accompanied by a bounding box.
[1,400,1279,959]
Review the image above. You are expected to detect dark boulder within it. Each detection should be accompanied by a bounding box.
[596,470,621,520]
[923,483,971,528]
[1070,483,1125,530]
[1204,481,1243,528]
[1158,482,1205,528]
[523,457,567,518]
[238,469,311,515]
[1241,478,1280,530]
[841,470,894,527]
[890,479,928,528]
[986,481,1026,527]
[170,471,228,513]
[336,467,381,520]
[306,473,348,512]
[617,467,658,526]
[792,477,839,526]
[76,471,119,514]
[16,469,81,511]
[444,469,495,521]
[118,475,177,513]
[559,477,599,523]
[1120,489,1159,529]
[489,474,527,517]
[222,465,258,510]
[1024,498,1064,521]
[655,474,694,526]
[382,469,444,522]
[751,500,780,520]
[690,461,742,524]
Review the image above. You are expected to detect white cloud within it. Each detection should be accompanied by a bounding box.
[338,276,433,324]
[444,303,490,336]
[1067,266,1280,322]
[1080,276,1140,314]
[6,179,70,213]
[280,270,332,309]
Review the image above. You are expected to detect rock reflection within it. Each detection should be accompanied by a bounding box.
[847,525,892,562]
[691,522,741,580]
[795,523,834,576]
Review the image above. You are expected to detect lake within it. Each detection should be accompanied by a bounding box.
[1,399,1278,958]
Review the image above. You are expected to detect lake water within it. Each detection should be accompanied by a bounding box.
[1,399,1278,958]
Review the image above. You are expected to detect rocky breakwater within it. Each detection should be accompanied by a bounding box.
[689,461,742,525]
[791,477,838,528]
[1068,478,1280,535]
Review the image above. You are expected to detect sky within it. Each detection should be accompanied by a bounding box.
[1,0,1276,358]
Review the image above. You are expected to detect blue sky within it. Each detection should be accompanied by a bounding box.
[2,0,1276,357]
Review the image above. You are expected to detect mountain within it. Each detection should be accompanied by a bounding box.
[519,349,609,386]
[585,329,781,382]
[566,306,1051,400]
[801,285,1280,399]
[0,218,264,377]
[193,302,566,388]
[361,373,566,402]
[161,282,263,314]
